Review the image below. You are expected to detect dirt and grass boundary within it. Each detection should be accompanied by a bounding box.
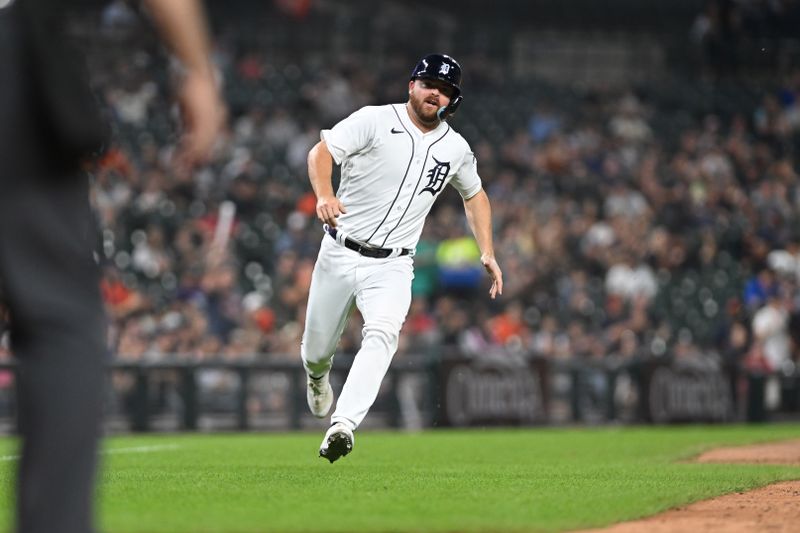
[580,439,800,532]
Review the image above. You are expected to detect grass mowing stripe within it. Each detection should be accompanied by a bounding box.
[0,424,798,532]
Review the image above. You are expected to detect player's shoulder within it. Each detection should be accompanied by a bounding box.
[339,105,397,127]
[348,105,395,118]
[369,104,409,123]
[442,123,472,151]
[344,105,378,119]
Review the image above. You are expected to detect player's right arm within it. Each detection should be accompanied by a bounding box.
[309,106,377,227]
[308,141,347,227]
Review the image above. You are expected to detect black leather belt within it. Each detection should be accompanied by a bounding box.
[326,227,411,258]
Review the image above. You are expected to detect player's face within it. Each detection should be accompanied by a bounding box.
[408,79,453,125]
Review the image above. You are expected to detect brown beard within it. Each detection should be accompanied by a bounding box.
[408,91,440,127]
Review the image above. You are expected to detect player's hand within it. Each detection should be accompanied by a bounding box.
[481,254,503,299]
[174,70,227,171]
[316,196,347,227]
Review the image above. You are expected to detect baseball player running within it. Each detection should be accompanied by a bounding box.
[302,53,503,463]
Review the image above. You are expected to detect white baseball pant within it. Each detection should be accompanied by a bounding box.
[301,234,413,430]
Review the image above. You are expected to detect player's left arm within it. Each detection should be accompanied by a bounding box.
[463,189,503,299]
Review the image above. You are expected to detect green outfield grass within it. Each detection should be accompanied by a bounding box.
[1,424,799,532]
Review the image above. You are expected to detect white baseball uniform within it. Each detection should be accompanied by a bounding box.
[301,103,482,430]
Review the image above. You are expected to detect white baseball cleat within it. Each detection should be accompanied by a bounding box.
[306,374,334,418]
[319,422,354,463]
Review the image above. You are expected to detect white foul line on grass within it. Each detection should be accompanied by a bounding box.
[104,444,181,455]
[0,443,180,462]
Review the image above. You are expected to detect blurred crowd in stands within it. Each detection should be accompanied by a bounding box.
[1,0,800,398]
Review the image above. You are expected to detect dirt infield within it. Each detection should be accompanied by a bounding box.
[694,439,800,465]
[579,439,800,533]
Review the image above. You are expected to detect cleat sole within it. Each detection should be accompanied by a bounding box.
[319,432,353,463]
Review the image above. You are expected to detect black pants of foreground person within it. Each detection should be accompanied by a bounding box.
[0,6,107,533]
[0,169,107,533]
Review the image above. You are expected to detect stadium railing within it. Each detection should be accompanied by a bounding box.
[0,356,797,434]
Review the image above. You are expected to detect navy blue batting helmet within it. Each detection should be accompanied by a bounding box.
[410,53,463,119]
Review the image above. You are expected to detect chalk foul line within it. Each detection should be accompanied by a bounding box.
[0,443,181,462]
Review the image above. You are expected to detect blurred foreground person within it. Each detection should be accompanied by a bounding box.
[0,1,224,532]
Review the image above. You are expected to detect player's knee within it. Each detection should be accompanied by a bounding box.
[301,333,334,362]
[361,324,400,352]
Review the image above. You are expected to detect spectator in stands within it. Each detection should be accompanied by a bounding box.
[751,289,792,372]
[744,268,779,311]
[605,251,657,303]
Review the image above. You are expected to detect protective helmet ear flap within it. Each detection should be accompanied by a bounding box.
[437,95,463,120]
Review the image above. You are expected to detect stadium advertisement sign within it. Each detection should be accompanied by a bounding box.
[640,360,733,423]
[438,356,547,426]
